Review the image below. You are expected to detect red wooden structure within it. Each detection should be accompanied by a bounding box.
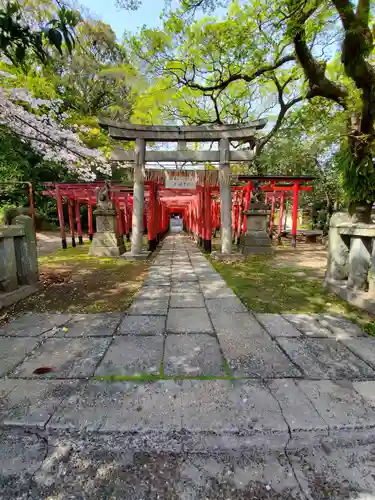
[43,175,313,250]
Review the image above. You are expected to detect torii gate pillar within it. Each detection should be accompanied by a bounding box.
[124,138,150,260]
[219,138,232,255]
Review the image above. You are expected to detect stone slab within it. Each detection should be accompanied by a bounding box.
[312,313,364,338]
[167,308,213,334]
[118,315,166,335]
[55,313,122,337]
[171,274,198,283]
[148,267,172,278]
[0,338,40,377]
[268,379,328,438]
[282,313,332,337]
[210,312,300,377]
[298,380,375,432]
[169,292,205,308]
[216,326,301,378]
[127,298,169,316]
[143,277,171,287]
[0,313,71,337]
[180,380,288,435]
[0,430,46,477]
[0,379,78,427]
[210,311,264,336]
[94,336,163,376]
[199,280,236,299]
[12,338,111,378]
[255,313,302,338]
[341,337,375,370]
[171,282,201,294]
[49,380,183,432]
[289,442,375,500]
[164,334,225,376]
[277,338,375,379]
[122,251,151,261]
[137,286,171,300]
[353,380,375,407]
[206,297,247,315]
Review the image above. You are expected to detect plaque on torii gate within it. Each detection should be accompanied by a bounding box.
[99,119,267,258]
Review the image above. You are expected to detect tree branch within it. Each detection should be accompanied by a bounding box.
[289,3,348,108]
[177,55,295,93]
[255,76,304,157]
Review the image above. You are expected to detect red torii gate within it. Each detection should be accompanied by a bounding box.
[43,175,313,251]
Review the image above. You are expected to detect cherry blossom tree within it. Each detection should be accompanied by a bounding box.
[0,85,112,180]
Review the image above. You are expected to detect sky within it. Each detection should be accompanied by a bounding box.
[79,0,167,38]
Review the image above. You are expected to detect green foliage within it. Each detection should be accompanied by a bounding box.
[0,1,80,65]
[336,148,375,204]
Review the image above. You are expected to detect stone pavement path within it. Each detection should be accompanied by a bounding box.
[2,234,375,497]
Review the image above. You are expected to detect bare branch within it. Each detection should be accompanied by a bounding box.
[177,55,295,93]
[255,74,304,157]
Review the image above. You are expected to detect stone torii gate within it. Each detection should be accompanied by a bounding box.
[99,119,267,258]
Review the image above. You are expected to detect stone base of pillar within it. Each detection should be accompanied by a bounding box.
[202,239,212,253]
[71,237,76,248]
[122,251,151,261]
[89,232,126,257]
[126,233,131,242]
[89,234,93,242]
[211,251,245,263]
[78,236,83,245]
[0,283,40,310]
[239,234,273,255]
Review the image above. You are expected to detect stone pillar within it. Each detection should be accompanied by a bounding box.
[0,226,19,292]
[219,138,232,254]
[125,138,150,260]
[132,137,145,254]
[326,212,351,282]
[12,215,38,284]
[348,236,372,290]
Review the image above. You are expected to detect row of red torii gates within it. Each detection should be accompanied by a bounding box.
[44,174,313,252]
[44,121,314,255]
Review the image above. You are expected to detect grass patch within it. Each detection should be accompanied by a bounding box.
[211,253,373,326]
[4,243,149,318]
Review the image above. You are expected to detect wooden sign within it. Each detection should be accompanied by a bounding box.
[165,172,196,189]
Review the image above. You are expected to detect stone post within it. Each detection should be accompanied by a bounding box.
[219,138,232,254]
[12,215,39,284]
[0,226,19,292]
[325,212,351,282]
[132,137,145,254]
[125,138,150,260]
[348,236,372,290]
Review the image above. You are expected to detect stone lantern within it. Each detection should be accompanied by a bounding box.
[240,201,272,255]
[89,182,126,257]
